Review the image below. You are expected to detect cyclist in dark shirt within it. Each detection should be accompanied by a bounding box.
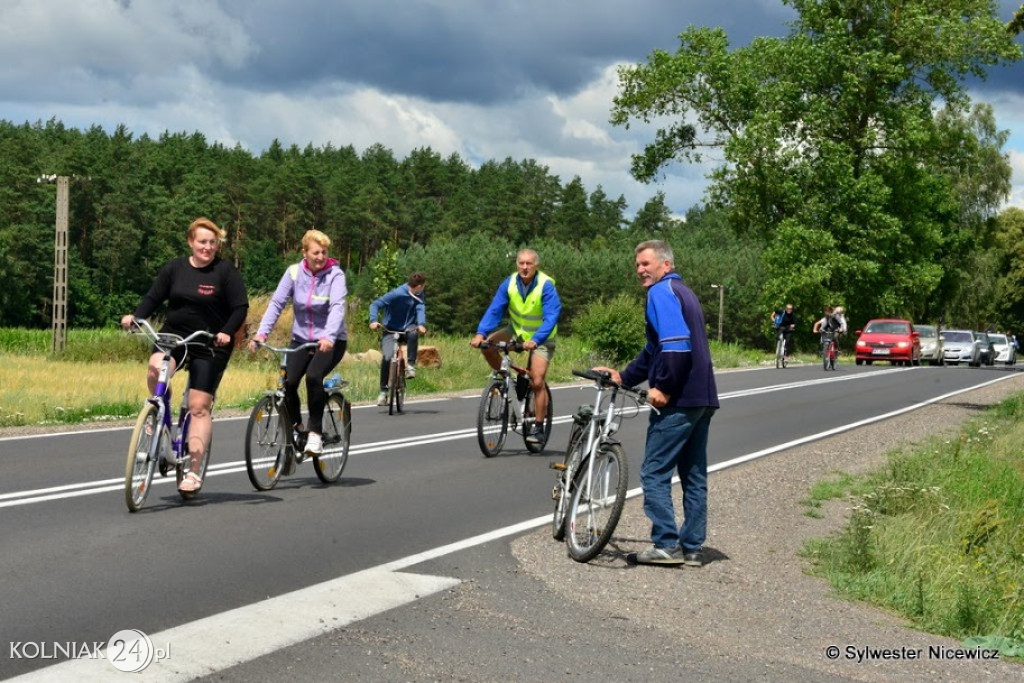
[121,217,248,493]
[773,304,798,358]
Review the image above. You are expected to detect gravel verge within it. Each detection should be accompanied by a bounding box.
[511,374,1024,680]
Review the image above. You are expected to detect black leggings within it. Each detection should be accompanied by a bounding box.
[283,340,347,434]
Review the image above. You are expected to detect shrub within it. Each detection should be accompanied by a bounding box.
[572,293,645,365]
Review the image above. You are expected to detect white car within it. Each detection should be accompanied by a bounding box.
[989,333,1017,365]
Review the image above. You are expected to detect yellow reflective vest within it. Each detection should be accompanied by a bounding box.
[508,272,557,341]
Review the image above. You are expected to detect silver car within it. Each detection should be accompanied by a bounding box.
[940,330,981,366]
[989,333,1017,365]
[916,325,944,366]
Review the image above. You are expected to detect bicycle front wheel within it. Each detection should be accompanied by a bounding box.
[552,421,587,541]
[566,443,628,563]
[125,403,161,512]
[776,336,785,369]
[391,356,406,415]
[523,385,553,453]
[477,380,509,457]
[245,395,286,491]
[315,392,351,483]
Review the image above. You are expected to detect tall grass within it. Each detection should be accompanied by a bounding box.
[802,398,1024,654]
[1,320,777,427]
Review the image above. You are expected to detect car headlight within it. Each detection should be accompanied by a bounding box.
[896,341,909,348]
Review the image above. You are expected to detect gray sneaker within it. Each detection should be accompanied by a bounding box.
[635,545,686,565]
[524,422,544,445]
[682,550,704,567]
[405,365,416,379]
[376,391,388,406]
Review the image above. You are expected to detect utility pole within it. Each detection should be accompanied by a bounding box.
[710,284,725,343]
[39,175,70,353]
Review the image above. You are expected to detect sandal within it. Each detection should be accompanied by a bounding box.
[178,471,203,493]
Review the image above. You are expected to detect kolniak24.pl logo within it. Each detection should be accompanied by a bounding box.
[10,629,170,673]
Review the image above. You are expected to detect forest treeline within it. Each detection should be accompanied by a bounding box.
[1,116,1022,350]
[0,118,774,345]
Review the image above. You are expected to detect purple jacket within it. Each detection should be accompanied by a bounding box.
[257,259,348,342]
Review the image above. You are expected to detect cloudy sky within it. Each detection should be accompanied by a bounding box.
[3,0,1023,216]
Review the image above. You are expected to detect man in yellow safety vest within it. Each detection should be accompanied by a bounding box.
[471,248,562,445]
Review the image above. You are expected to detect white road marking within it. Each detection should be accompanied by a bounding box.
[7,568,460,682]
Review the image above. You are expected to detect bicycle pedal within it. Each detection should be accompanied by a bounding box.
[551,486,561,501]
[549,462,566,471]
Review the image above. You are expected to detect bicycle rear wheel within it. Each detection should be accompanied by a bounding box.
[477,380,509,457]
[566,443,628,563]
[315,392,351,483]
[245,395,286,491]
[552,420,587,541]
[125,403,161,512]
[523,385,553,453]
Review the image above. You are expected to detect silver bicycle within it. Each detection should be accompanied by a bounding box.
[551,369,648,563]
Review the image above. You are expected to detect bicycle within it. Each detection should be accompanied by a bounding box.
[550,369,647,563]
[244,341,352,490]
[476,340,553,457]
[774,325,790,369]
[124,318,215,512]
[820,330,838,371]
[380,326,411,415]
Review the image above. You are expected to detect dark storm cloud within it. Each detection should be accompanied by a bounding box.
[217,0,796,103]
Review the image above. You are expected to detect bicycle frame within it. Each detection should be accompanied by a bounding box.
[261,340,319,447]
[140,320,213,467]
[488,341,531,429]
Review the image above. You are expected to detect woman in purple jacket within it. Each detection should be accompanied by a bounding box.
[250,229,348,456]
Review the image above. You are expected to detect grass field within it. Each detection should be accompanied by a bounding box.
[0,326,771,427]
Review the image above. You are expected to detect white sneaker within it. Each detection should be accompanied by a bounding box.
[304,432,322,456]
[377,391,388,406]
[405,365,416,379]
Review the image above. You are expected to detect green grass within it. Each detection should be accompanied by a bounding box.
[801,401,1024,657]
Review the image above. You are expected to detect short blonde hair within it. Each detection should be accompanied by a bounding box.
[188,217,225,242]
[302,229,331,251]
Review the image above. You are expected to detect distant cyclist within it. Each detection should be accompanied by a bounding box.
[369,272,427,406]
[772,303,798,359]
[812,305,843,337]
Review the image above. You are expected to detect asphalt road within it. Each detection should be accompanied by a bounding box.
[1,361,1018,680]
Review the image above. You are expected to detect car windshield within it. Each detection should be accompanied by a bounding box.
[916,326,936,338]
[942,331,973,343]
[864,321,910,335]
[990,334,1007,345]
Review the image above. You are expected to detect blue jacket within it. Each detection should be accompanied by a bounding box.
[620,273,719,409]
[369,284,426,330]
[256,259,348,342]
[476,274,561,345]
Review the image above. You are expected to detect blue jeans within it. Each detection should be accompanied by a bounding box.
[641,405,715,552]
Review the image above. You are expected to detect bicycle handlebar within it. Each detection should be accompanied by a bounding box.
[477,340,526,352]
[572,368,648,403]
[250,340,320,355]
[129,318,215,351]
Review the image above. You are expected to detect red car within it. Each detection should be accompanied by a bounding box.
[854,319,921,366]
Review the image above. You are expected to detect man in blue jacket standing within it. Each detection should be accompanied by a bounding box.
[597,240,719,566]
[370,272,427,406]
